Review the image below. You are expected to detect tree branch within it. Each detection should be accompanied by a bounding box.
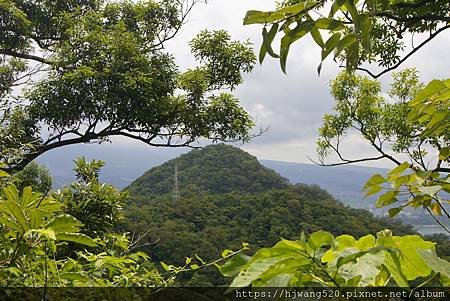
[0,49,52,65]
[308,154,386,167]
[375,12,450,24]
[355,25,450,79]
[425,207,450,235]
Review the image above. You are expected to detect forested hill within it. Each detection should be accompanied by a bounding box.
[126,144,289,197]
[122,144,416,286]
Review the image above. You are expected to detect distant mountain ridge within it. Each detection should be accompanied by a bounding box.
[39,143,387,209]
[39,143,445,235]
[126,144,289,198]
[260,159,388,209]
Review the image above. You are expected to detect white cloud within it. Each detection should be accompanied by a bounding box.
[101,1,450,167]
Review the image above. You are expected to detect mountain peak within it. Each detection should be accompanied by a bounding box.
[126,144,289,197]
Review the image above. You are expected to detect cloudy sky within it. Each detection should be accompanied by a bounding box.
[40,0,450,172]
[162,0,450,167]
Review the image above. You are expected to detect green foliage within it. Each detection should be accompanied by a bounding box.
[239,0,450,291]
[127,144,289,197]
[409,78,450,138]
[221,230,449,287]
[11,162,52,194]
[55,157,126,243]
[0,161,170,287]
[362,79,449,232]
[189,30,255,91]
[317,69,425,161]
[314,70,449,231]
[244,0,449,74]
[122,145,415,286]
[0,0,256,171]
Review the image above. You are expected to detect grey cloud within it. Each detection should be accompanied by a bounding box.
[123,1,450,165]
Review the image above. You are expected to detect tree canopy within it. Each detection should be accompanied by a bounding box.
[243,0,450,234]
[0,0,256,171]
[0,159,172,287]
[218,0,450,290]
[244,0,449,75]
[121,144,416,286]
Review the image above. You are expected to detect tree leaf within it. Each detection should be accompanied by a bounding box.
[360,14,373,51]
[364,185,383,198]
[229,257,282,287]
[329,0,346,18]
[308,230,334,251]
[243,10,284,25]
[219,253,251,277]
[322,33,341,61]
[387,162,410,179]
[260,24,280,63]
[314,18,345,30]
[364,174,386,190]
[418,185,441,196]
[383,251,409,287]
[379,235,434,280]
[56,232,96,247]
[338,251,385,286]
[310,27,324,47]
[411,79,446,105]
[45,214,83,234]
[417,249,450,278]
[376,191,398,208]
[280,20,315,73]
[60,272,90,282]
[388,207,402,218]
[438,147,450,161]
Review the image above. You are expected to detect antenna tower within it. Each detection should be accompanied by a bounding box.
[173,163,180,202]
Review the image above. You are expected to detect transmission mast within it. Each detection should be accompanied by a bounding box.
[173,163,180,202]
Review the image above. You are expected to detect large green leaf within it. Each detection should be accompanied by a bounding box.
[244,10,285,25]
[2,198,29,232]
[45,214,83,234]
[377,235,434,280]
[20,186,33,207]
[329,0,346,18]
[280,20,315,73]
[417,249,450,278]
[383,251,409,287]
[56,232,97,247]
[411,79,447,105]
[387,162,410,179]
[219,253,251,277]
[229,257,283,287]
[314,18,345,30]
[417,185,441,196]
[359,13,373,51]
[376,191,398,207]
[244,2,319,25]
[338,251,385,286]
[364,174,386,187]
[60,272,90,282]
[308,231,334,251]
[260,24,280,63]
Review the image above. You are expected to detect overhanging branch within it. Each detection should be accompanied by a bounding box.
[355,25,450,79]
[307,155,387,167]
[0,49,52,65]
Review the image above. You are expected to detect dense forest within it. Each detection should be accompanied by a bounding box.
[1,0,449,296]
[121,144,420,285]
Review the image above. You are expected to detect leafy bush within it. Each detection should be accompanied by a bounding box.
[220,230,450,287]
[0,162,168,287]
